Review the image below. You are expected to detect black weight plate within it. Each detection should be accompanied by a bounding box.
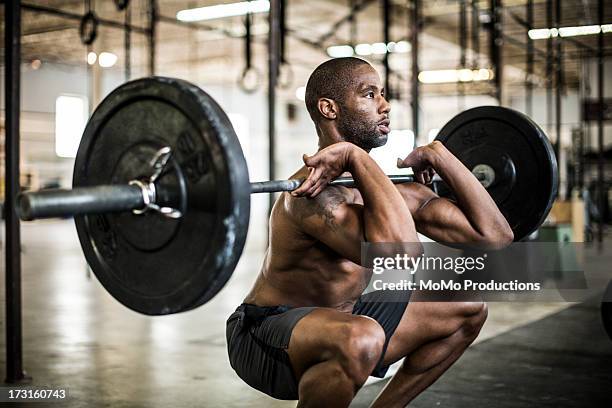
[436,106,558,241]
[74,77,251,315]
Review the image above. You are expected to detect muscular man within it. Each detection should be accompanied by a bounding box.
[226,57,513,407]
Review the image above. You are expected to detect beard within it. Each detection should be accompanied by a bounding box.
[336,106,388,151]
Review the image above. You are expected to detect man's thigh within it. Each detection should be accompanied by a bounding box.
[381,290,485,366]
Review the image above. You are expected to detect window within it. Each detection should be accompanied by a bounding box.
[55,95,88,158]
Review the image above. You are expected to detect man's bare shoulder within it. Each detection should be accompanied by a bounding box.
[285,186,355,231]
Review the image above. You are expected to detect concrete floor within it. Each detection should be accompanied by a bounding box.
[1,220,610,407]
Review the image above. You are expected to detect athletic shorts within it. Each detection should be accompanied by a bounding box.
[225,290,411,400]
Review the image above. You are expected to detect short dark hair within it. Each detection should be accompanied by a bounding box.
[305,57,371,123]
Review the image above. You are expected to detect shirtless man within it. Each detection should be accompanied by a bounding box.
[226,57,513,407]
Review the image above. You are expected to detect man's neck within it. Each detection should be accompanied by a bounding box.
[316,126,341,151]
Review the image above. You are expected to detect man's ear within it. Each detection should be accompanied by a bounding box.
[317,98,338,120]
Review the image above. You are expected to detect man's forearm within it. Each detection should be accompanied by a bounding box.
[427,141,511,239]
[348,147,419,243]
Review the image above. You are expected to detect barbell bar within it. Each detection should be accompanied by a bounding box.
[18,173,490,221]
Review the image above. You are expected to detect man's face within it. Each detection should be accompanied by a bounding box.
[336,65,391,151]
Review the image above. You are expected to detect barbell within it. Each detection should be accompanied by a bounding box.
[16,77,558,315]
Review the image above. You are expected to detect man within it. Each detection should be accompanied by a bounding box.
[226,57,513,407]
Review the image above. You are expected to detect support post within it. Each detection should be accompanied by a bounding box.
[597,0,604,243]
[489,0,503,104]
[268,0,281,217]
[546,0,553,136]
[526,0,533,117]
[148,0,157,76]
[554,0,562,162]
[382,0,391,99]
[458,0,467,109]
[124,5,131,81]
[4,0,26,384]
[410,0,420,142]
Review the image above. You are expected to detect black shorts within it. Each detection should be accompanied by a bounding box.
[225,290,411,400]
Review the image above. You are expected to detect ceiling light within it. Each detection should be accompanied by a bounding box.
[529,23,611,39]
[418,69,494,84]
[177,0,270,22]
[457,69,474,82]
[87,52,97,65]
[559,25,601,37]
[371,42,388,55]
[326,45,354,58]
[528,28,553,40]
[394,41,411,53]
[327,41,411,58]
[98,52,117,68]
[355,43,372,56]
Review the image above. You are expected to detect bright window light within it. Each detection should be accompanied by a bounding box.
[177,0,270,22]
[228,113,250,158]
[295,86,306,101]
[602,24,612,33]
[98,52,117,68]
[370,129,415,174]
[55,95,88,158]
[326,45,354,58]
[428,128,440,142]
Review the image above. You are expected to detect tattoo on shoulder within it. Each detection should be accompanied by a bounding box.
[293,187,348,230]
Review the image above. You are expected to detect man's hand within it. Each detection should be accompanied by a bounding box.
[292,142,357,198]
[397,141,443,185]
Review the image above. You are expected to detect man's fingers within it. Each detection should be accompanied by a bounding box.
[305,170,326,196]
[310,183,327,198]
[417,172,425,184]
[292,167,323,197]
[397,156,416,169]
[292,172,316,196]
[303,153,320,167]
[306,179,323,197]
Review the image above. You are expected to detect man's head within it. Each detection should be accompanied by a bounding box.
[305,57,391,151]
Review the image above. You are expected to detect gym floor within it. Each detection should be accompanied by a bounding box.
[1,220,610,407]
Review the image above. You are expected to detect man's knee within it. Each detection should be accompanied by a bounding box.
[434,301,487,339]
[332,317,385,386]
[456,301,487,340]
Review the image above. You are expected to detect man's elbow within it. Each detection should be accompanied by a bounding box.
[480,225,514,250]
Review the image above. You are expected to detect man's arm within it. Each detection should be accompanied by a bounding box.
[290,142,421,264]
[397,141,513,249]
